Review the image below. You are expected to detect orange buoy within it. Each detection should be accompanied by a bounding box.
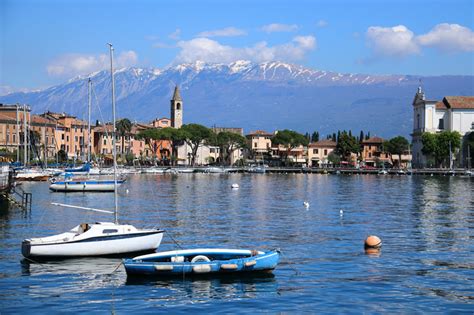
[364,235,382,249]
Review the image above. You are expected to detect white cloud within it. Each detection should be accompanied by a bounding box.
[316,20,328,28]
[366,25,420,57]
[198,27,246,37]
[261,23,298,33]
[365,23,474,58]
[417,23,474,52]
[173,35,316,64]
[168,28,181,40]
[47,51,139,77]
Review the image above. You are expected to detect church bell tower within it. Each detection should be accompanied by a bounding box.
[170,85,183,128]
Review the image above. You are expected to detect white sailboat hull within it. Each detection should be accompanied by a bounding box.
[49,181,119,192]
[22,223,164,258]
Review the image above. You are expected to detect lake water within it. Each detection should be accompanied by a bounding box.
[0,173,473,313]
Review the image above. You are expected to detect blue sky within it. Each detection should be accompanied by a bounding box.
[1,0,473,92]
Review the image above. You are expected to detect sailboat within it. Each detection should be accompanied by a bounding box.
[22,44,164,259]
[49,78,125,192]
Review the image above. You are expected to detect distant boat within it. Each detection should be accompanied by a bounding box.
[15,168,51,181]
[65,162,91,173]
[247,166,266,174]
[123,248,280,278]
[204,166,228,173]
[378,170,388,175]
[21,43,164,259]
[49,173,125,192]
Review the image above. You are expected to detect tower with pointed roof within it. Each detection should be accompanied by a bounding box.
[170,85,183,128]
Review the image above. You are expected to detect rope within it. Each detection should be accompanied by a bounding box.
[167,231,183,250]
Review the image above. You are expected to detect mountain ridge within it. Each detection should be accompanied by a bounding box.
[1,60,473,137]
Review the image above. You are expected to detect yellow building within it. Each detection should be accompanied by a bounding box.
[308,139,337,167]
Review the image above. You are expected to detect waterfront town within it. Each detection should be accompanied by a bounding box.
[0,85,472,171]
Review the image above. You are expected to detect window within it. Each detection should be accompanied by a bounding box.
[324,149,328,156]
[103,139,106,145]
[103,229,118,234]
[75,136,78,142]
[369,152,372,158]
[176,103,181,110]
[266,143,270,149]
[438,119,444,130]
[61,134,64,140]
[313,149,318,154]
[66,136,69,142]
[13,135,16,142]
[254,142,257,148]
[210,148,215,153]
[417,114,420,129]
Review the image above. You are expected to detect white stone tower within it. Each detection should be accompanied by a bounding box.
[170,85,183,128]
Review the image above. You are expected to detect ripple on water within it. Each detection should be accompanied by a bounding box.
[0,174,473,313]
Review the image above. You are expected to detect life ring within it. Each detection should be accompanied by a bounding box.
[191,255,211,263]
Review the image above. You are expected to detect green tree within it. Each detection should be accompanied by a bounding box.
[116,118,132,156]
[327,152,341,165]
[272,129,309,166]
[436,131,461,167]
[57,149,67,163]
[465,132,474,168]
[422,131,461,167]
[136,128,161,158]
[384,136,410,167]
[155,127,186,165]
[311,131,319,142]
[181,123,213,166]
[336,131,360,162]
[209,131,247,166]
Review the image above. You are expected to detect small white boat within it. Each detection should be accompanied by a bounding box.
[378,170,388,175]
[177,168,195,173]
[142,167,165,174]
[247,166,266,174]
[49,175,125,192]
[204,166,228,173]
[15,169,51,181]
[21,44,164,259]
[22,222,164,258]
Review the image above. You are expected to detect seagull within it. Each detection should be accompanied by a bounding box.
[303,201,310,208]
[340,209,344,216]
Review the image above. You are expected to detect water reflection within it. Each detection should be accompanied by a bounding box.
[0,174,472,312]
[126,273,278,303]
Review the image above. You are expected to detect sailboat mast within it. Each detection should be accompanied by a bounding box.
[23,105,27,166]
[88,78,92,163]
[108,43,119,224]
[16,104,20,163]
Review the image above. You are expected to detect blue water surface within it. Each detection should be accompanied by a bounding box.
[0,173,473,313]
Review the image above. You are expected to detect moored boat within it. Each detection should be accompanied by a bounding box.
[21,43,165,259]
[123,248,280,278]
[49,175,126,192]
[22,222,164,258]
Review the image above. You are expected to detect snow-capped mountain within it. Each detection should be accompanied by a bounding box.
[1,61,472,137]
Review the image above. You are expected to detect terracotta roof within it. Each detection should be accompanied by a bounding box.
[435,101,447,110]
[246,130,273,136]
[31,115,56,125]
[308,139,337,148]
[93,124,114,133]
[362,136,384,144]
[443,96,474,109]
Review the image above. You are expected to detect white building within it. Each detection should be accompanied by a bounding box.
[412,87,474,168]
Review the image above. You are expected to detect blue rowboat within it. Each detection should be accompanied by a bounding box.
[123,248,280,278]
